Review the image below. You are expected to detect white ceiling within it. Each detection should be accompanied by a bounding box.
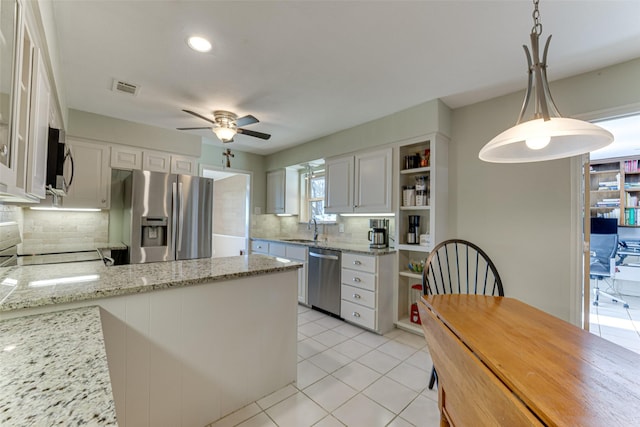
[50,1,640,156]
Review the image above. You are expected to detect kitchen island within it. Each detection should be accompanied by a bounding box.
[0,255,301,427]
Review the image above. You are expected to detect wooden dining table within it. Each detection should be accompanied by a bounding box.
[418,294,640,427]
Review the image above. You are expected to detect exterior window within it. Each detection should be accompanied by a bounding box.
[301,169,336,223]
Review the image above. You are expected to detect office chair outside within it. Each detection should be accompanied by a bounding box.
[422,239,504,390]
[590,233,628,308]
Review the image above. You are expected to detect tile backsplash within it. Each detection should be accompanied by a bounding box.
[251,214,395,245]
[19,209,109,254]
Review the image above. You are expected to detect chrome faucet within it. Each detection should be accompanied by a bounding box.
[308,218,318,241]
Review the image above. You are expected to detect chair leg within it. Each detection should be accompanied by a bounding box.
[428,365,438,390]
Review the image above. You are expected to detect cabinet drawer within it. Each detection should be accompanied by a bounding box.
[285,245,307,261]
[341,284,375,309]
[251,241,269,254]
[269,243,286,257]
[341,300,376,330]
[341,268,376,292]
[342,252,376,273]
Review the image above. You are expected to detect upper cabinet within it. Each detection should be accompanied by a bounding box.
[63,138,110,209]
[325,147,392,214]
[111,144,198,175]
[266,167,299,215]
[0,0,53,202]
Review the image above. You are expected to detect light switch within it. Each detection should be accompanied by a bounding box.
[339,224,345,233]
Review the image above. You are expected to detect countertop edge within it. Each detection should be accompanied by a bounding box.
[251,237,397,255]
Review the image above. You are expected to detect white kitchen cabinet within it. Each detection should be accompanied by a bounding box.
[266,168,299,215]
[325,148,392,214]
[111,146,142,170]
[63,138,110,209]
[170,154,197,175]
[324,155,353,213]
[250,240,269,254]
[340,251,395,334]
[0,0,19,193]
[142,150,170,173]
[285,244,308,305]
[111,146,197,176]
[25,50,50,199]
[251,240,309,305]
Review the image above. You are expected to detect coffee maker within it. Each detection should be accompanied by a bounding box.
[407,215,420,244]
[368,218,389,249]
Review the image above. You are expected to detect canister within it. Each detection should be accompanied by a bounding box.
[403,186,415,206]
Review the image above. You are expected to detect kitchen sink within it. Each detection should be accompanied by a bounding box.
[282,239,317,243]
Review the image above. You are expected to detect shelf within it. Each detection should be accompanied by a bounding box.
[624,171,640,175]
[590,207,618,210]
[395,317,424,336]
[625,189,640,192]
[591,189,620,193]
[400,206,430,211]
[399,270,423,280]
[397,244,430,252]
[590,169,620,175]
[400,166,430,175]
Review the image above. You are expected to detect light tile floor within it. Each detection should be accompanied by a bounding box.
[209,305,440,427]
[589,280,640,354]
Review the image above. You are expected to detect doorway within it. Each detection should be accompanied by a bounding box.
[201,166,251,258]
[585,114,640,354]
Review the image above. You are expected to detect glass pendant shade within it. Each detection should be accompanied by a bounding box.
[213,126,236,142]
[479,0,614,163]
[480,117,614,163]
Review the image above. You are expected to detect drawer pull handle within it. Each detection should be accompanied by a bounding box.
[353,260,362,265]
[352,277,361,283]
[353,293,361,299]
[352,312,361,318]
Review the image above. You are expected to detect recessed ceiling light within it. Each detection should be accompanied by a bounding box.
[187,36,212,53]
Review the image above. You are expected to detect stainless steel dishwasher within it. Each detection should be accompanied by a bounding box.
[308,247,342,317]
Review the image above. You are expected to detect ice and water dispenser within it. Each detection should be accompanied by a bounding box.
[141,216,168,247]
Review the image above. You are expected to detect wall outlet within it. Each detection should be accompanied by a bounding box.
[339,223,345,233]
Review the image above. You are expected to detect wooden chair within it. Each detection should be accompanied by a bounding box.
[422,239,504,389]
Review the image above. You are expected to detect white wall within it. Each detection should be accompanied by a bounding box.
[450,58,640,321]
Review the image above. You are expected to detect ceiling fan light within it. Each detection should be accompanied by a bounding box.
[479,117,614,163]
[213,126,236,142]
[187,36,212,53]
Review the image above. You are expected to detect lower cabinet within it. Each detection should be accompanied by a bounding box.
[250,240,308,305]
[340,252,395,334]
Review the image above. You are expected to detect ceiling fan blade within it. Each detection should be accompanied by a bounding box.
[176,126,213,130]
[237,128,271,140]
[236,115,259,127]
[182,109,217,125]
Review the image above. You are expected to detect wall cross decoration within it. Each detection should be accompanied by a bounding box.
[223,149,234,168]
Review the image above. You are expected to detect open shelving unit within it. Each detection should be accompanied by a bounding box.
[590,157,640,227]
[394,132,449,335]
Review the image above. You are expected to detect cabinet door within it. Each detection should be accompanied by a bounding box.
[142,151,170,173]
[325,155,353,213]
[111,146,142,170]
[26,51,50,199]
[266,169,284,214]
[170,155,197,175]
[355,148,392,213]
[298,263,308,305]
[63,139,110,209]
[0,0,18,190]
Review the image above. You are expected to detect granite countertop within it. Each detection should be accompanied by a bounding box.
[0,254,301,313]
[0,306,117,426]
[252,237,396,255]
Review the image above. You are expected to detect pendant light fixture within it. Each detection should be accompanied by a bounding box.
[479,0,613,163]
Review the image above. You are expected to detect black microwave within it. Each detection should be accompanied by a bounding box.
[46,127,74,193]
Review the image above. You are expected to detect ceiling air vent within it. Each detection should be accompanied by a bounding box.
[112,79,139,96]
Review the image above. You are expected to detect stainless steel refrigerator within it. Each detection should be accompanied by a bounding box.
[122,170,213,264]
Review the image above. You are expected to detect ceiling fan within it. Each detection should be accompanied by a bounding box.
[177,109,271,143]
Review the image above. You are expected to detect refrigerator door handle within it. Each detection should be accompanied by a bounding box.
[172,182,178,256]
[177,182,184,250]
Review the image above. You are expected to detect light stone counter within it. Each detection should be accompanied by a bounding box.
[252,237,397,255]
[0,254,301,313]
[0,306,117,426]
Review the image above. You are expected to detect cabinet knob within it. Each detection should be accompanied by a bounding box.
[353,260,362,265]
[353,293,361,299]
[102,199,106,203]
[352,277,361,283]
[0,145,7,156]
[352,312,361,318]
